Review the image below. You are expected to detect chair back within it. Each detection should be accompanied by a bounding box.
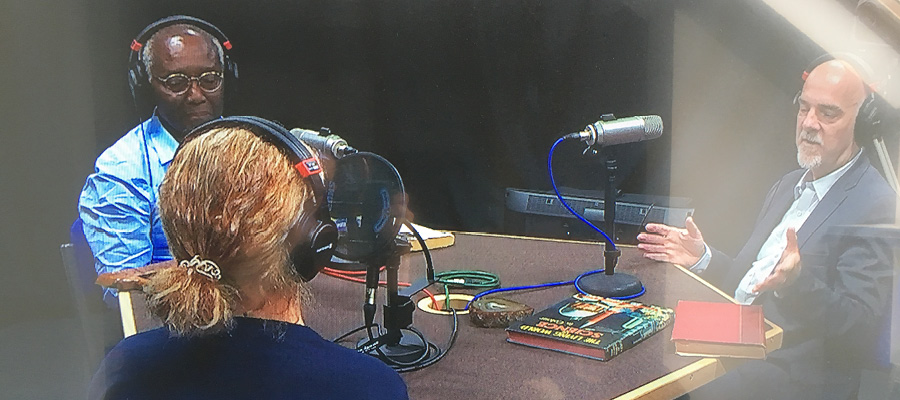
[66,218,108,307]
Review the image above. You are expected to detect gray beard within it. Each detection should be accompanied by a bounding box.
[797,129,823,170]
[797,149,822,170]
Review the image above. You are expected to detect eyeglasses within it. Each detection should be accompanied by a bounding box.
[154,71,224,95]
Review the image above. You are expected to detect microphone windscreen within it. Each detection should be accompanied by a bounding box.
[640,115,664,139]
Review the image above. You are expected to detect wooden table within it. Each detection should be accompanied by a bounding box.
[114,233,782,399]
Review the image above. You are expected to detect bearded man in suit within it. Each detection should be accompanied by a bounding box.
[637,57,897,399]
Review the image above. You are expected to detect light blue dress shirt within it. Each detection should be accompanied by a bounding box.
[79,115,177,296]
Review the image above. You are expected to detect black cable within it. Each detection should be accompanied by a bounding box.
[332,323,380,344]
[402,220,435,283]
[352,316,457,373]
[329,227,460,372]
[392,309,459,373]
[371,327,432,367]
[638,202,656,230]
[331,204,458,372]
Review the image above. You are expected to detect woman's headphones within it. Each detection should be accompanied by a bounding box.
[794,53,883,141]
[187,116,338,282]
[127,15,239,111]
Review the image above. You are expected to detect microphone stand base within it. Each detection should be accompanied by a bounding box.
[359,334,429,364]
[576,271,644,299]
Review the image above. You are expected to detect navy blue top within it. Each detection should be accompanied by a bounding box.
[89,317,409,400]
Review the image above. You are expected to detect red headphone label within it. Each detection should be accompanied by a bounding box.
[295,158,322,178]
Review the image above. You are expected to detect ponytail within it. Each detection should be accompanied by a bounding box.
[144,259,237,336]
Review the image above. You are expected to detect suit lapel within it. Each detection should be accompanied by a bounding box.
[755,189,794,248]
[796,157,867,248]
[743,175,797,261]
[724,173,799,292]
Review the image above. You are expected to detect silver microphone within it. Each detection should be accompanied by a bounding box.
[575,114,663,146]
[289,127,357,159]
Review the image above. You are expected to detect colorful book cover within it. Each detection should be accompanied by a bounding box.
[505,293,674,361]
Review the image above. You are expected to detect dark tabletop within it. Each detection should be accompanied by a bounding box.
[303,233,739,400]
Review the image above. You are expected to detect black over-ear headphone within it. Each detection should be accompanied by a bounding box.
[187,116,338,281]
[794,53,882,141]
[127,15,239,112]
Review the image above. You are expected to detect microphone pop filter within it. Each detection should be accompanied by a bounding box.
[326,152,406,262]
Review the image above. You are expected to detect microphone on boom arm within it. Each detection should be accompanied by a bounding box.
[290,127,358,159]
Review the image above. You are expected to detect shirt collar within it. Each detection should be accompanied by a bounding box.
[794,149,862,200]
[145,112,179,165]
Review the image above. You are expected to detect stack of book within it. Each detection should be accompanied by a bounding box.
[670,300,766,359]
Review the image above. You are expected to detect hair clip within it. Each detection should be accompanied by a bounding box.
[179,255,222,281]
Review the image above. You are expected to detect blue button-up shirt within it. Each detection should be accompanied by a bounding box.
[79,115,177,296]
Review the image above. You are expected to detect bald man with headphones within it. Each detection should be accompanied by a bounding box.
[79,16,236,301]
[637,57,897,399]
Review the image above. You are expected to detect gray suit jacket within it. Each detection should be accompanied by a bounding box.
[702,156,896,399]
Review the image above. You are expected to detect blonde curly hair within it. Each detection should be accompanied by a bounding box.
[146,124,312,336]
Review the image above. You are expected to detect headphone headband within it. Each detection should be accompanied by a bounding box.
[207,116,323,178]
[130,15,233,55]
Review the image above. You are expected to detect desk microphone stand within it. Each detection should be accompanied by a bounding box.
[576,148,644,298]
[360,237,429,363]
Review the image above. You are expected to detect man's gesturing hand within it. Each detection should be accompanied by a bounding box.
[753,228,802,293]
[637,216,706,266]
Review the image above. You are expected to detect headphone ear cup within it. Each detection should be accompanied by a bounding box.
[222,57,239,111]
[225,56,239,81]
[290,213,338,282]
[858,93,879,127]
[127,67,140,102]
[854,92,881,143]
[128,64,152,115]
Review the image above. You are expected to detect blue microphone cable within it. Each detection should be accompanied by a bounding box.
[547,135,616,250]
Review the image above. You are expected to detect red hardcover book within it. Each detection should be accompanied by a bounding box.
[670,300,766,359]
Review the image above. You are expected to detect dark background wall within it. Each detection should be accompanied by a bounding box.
[85,0,675,233]
[2,0,895,398]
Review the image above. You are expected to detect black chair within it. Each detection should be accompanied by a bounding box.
[63,219,108,309]
[60,218,124,378]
